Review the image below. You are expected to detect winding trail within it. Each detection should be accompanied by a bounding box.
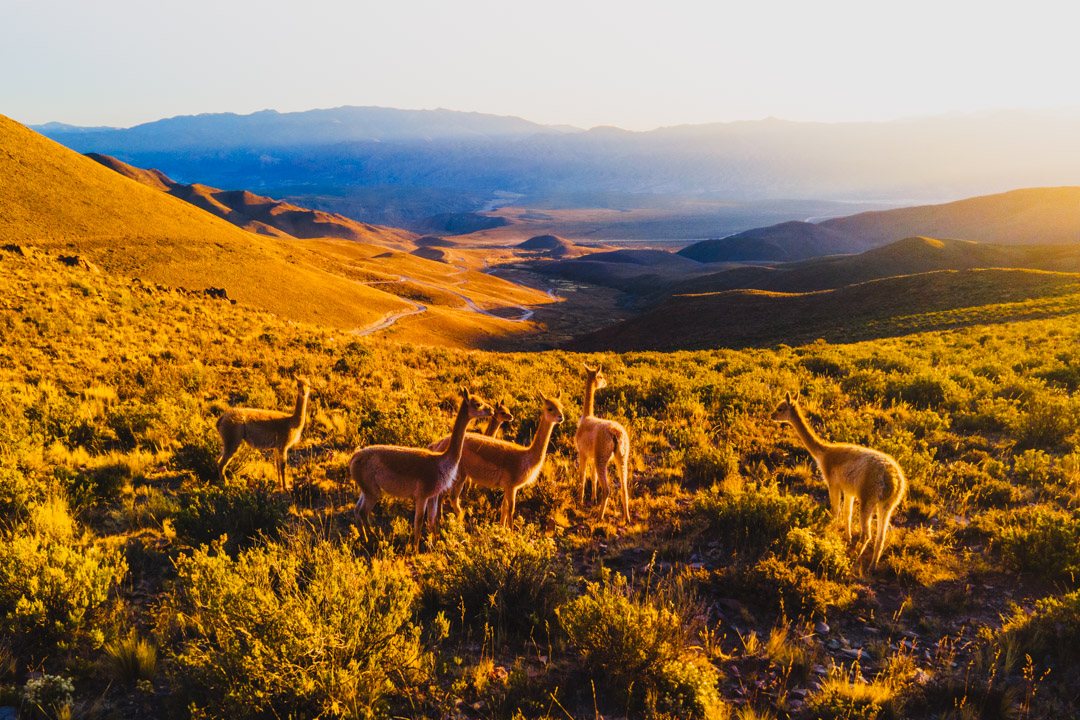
[352,302,427,336]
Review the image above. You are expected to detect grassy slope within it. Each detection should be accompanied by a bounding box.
[6,245,1080,717]
[574,268,1080,351]
[0,113,412,331]
[822,186,1080,246]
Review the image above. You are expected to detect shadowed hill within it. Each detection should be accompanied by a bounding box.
[0,114,412,330]
[676,187,1080,263]
[678,221,870,262]
[572,268,1080,351]
[674,236,1080,296]
[517,234,581,258]
[86,153,416,249]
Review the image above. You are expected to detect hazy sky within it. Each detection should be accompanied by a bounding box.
[3,0,1078,130]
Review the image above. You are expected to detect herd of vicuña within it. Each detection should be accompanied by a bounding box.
[216,365,907,567]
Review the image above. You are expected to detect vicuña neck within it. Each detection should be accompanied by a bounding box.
[483,417,503,437]
[528,417,557,462]
[582,378,597,418]
[787,405,829,459]
[291,389,309,428]
[444,399,474,463]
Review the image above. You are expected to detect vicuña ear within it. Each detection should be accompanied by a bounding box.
[785,392,792,403]
[582,362,594,372]
[461,386,470,398]
[555,389,562,399]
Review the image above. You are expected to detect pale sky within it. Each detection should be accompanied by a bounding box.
[3,0,1078,130]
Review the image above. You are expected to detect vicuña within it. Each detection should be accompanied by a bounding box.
[350,387,493,551]
[216,376,311,491]
[772,392,907,570]
[435,392,563,526]
[576,364,631,523]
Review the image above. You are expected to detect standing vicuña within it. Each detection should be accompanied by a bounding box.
[575,364,631,523]
[428,400,514,510]
[772,392,906,570]
[216,376,311,491]
[435,393,563,525]
[350,388,493,551]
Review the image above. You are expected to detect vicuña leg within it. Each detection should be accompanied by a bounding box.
[844,495,857,542]
[217,438,242,481]
[615,446,630,522]
[595,454,612,522]
[872,505,898,569]
[854,504,875,567]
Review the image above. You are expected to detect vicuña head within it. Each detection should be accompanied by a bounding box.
[771,390,907,571]
[216,374,312,491]
[350,386,492,552]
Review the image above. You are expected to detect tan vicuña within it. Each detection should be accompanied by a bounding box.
[575,364,631,523]
[772,392,906,570]
[216,376,311,491]
[429,400,514,511]
[350,388,492,551]
[434,393,563,525]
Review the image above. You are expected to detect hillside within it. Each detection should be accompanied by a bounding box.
[86,153,416,249]
[674,187,1080,263]
[678,221,871,262]
[673,236,1080,296]
[0,114,414,331]
[821,186,1080,247]
[7,243,1080,718]
[573,268,1080,351]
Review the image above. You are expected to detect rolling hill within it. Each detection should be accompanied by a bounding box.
[86,153,416,249]
[572,268,1080,352]
[677,221,871,262]
[677,187,1080,262]
[672,236,1080,296]
[0,114,417,331]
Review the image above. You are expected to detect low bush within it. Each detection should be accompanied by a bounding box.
[173,480,289,554]
[692,482,827,559]
[104,631,157,683]
[995,506,1080,584]
[731,556,857,618]
[987,590,1080,671]
[420,522,570,642]
[558,570,726,718]
[0,500,127,661]
[163,532,423,720]
[682,444,739,488]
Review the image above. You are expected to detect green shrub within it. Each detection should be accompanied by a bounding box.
[783,527,852,579]
[20,674,74,720]
[0,501,127,659]
[171,428,224,484]
[1010,394,1076,451]
[692,482,827,559]
[173,480,289,554]
[558,570,725,719]
[988,590,1080,671]
[163,532,422,720]
[996,506,1080,583]
[682,444,739,488]
[420,523,570,641]
[732,556,857,618]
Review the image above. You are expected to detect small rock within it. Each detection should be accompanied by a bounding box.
[0,707,18,720]
[814,621,830,634]
[840,648,865,661]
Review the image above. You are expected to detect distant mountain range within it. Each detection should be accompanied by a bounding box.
[33,107,1080,221]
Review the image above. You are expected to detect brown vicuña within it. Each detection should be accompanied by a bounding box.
[433,393,563,526]
[350,388,493,551]
[216,376,311,491]
[428,400,514,509]
[575,364,631,522]
[771,392,907,570]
